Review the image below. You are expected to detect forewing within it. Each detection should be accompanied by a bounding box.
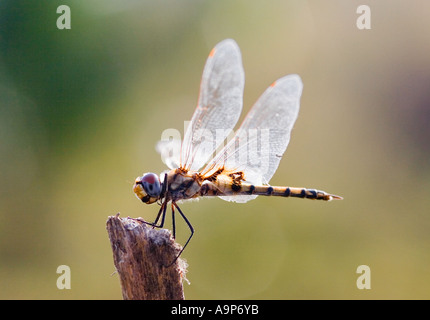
[181,39,245,171]
[203,74,303,203]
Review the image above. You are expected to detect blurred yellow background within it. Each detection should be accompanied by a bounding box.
[1,0,430,299]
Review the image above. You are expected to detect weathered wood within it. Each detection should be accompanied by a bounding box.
[106,214,187,300]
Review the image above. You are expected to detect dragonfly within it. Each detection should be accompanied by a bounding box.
[133,39,342,266]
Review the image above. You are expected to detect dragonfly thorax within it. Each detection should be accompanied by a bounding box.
[133,172,162,204]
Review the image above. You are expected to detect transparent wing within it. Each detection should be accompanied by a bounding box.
[202,74,303,203]
[181,39,245,171]
[156,138,181,169]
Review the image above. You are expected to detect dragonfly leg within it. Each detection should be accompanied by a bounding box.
[171,203,176,239]
[164,202,194,267]
[150,174,168,227]
[136,201,167,229]
[153,201,167,228]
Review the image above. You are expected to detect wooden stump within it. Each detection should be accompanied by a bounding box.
[106,214,187,300]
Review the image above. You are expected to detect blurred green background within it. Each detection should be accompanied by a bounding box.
[1,0,430,299]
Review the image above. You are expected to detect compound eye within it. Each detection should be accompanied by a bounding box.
[141,173,161,197]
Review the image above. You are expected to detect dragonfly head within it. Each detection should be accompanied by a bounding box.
[133,172,162,204]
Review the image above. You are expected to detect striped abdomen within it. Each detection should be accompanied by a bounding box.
[200,179,342,201]
[241,183,342,201]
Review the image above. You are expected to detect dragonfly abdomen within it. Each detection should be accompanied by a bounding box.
[199,173,342,201]
[241,183,342,201]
